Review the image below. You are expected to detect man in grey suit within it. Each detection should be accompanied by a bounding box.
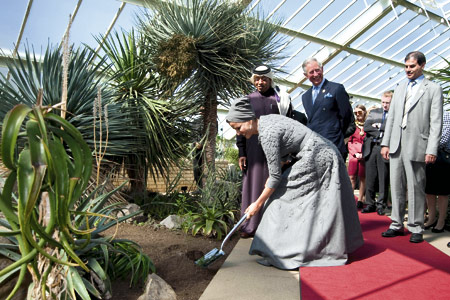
[380,51,443,243]
[361,91,392,215]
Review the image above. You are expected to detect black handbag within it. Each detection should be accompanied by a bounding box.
[437,148,450,165]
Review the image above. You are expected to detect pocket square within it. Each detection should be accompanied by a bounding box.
[324,92,333,98]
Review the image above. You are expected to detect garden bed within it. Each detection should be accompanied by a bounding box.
[107,223,240,300]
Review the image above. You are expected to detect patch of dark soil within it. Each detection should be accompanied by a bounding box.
[108,223,240,300]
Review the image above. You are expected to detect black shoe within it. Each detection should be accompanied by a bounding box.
[409,233,424,243]
[431,226,445,233]
[424,219,437,230]
[356,201,364,209]
[362,205,376,213]
[377,207,385,215]
[382,228,404,237]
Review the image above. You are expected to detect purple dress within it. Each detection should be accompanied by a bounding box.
[237,88,286,235]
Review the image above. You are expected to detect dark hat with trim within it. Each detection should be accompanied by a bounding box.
[252,65,271,75]
[250,65,275,88]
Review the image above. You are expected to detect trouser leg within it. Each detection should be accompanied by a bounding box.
[405,160,426,234]
[389,151,407,231]
[376,146,390,208]
[364,149,378,206]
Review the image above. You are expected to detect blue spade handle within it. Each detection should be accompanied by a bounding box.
[220,213,248,251]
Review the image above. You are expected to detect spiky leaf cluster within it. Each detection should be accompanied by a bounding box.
[138,0,284,104]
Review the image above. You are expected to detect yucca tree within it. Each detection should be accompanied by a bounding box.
[94,29,198,195]
[137,0,283,169]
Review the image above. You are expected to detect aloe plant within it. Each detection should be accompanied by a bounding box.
[0,102,153,299]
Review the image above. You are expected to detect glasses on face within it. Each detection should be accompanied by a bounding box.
[354,111,364,115]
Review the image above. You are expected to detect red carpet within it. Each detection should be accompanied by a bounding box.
[300,211,450,300]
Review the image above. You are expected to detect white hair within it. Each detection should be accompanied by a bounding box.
[302,57,323,73]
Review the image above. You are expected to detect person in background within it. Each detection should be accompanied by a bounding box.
[361,91,393,215]
[236,65,293,238]
[381,51,443,243]
[301,57,354,159]
[226,97,363,269]
[348,104,367,209]
[424,110,450,233]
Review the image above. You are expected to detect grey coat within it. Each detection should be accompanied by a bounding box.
[249,114,363,269]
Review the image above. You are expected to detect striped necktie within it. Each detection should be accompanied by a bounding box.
[401,80,416,128]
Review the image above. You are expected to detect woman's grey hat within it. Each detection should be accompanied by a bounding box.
[226,97,256,123]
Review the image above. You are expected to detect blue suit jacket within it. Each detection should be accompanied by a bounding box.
[302,79,353,155]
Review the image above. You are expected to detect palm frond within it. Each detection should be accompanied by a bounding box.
[94,29,199,181]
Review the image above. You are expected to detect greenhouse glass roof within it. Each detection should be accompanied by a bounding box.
[1,0,449,114]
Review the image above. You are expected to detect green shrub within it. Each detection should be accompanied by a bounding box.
[224,147,239,166]
[182,201,235,240]
[181,165,241,239]
[140,165,198,220]
[142,191,197,221]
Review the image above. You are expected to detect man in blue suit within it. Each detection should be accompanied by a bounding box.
[301,58,354,158]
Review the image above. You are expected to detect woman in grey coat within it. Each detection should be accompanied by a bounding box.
[226,97,363,269]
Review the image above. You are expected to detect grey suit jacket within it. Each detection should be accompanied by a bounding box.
[381,78,443,162]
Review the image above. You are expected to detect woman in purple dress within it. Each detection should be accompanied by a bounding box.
[236,65,292,237]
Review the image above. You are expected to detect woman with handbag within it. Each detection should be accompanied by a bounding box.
[424,110,450,233]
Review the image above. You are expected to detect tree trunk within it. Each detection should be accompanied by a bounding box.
[126,155,147,203]
[202,91,218,172]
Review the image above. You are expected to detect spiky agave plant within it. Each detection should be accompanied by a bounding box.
[0,100,153,299]
[0,44,148,166]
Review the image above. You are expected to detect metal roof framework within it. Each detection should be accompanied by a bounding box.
[243,0,450,109]
[1,0,450,111]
